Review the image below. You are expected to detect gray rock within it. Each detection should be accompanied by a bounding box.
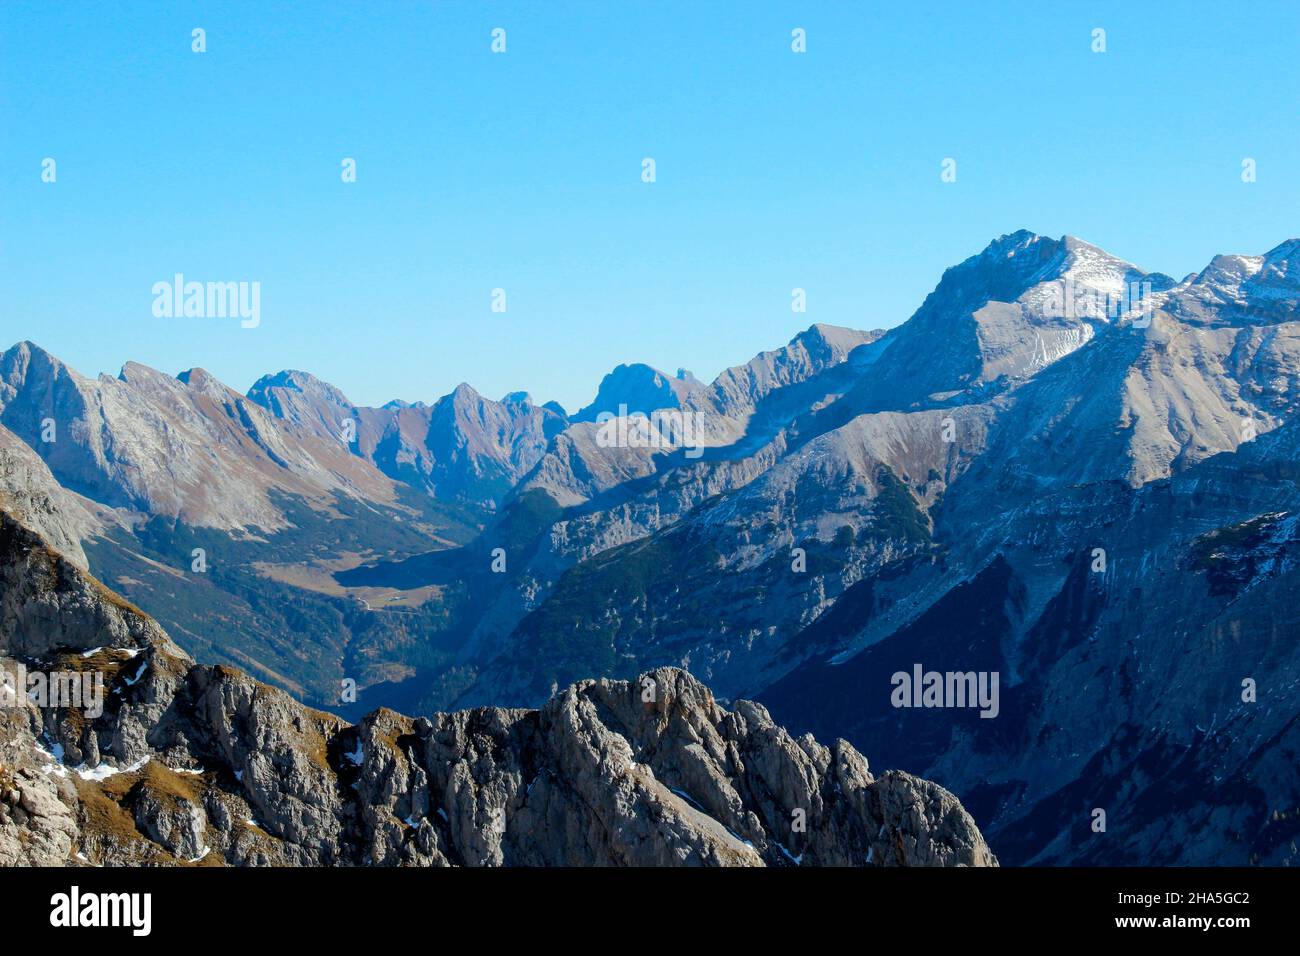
[0,508,994,867]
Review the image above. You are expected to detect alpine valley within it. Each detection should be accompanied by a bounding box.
[2,230,1297,866]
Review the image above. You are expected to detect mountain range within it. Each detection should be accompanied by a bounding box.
[2,229,1297,865]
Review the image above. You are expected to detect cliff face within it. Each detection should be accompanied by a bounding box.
[0,343,420,533]
[0,510,994,867]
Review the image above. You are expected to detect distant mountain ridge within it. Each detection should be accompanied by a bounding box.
[571,363,702,422]
[0,342,399,532]
[248,371,567,508]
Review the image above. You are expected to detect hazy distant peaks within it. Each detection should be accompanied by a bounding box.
[572,362,703,422]
[248,368,355,409]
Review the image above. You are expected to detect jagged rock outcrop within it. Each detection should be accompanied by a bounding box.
[0,509,993,867]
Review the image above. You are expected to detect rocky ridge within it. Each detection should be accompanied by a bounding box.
[0,509,993,867]
[248,372,567,508]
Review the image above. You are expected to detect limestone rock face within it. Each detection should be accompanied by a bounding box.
[0,510,993,867]
[0,425,103,570]
[0,342,402,532]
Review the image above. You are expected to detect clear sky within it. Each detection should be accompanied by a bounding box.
[2,1,1297,412]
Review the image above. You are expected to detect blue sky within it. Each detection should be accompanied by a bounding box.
[2,1,1297,412]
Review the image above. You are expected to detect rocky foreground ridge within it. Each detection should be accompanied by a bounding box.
[0,510,993,867]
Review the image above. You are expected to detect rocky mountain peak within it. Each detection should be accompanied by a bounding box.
[1263,236,1300,264]
[1169,239,1300,320]
[177,366,248,405]
[446,382,482,403]
[789,323,882,366]
[1253,238,1300,300]
[117,360,168,384]
[942,231,1153,313]
[0,340,78,392]
[573,362,702,422]
[248,369,355,410]
[981,227,1057,257]
[1193,253,1264,293]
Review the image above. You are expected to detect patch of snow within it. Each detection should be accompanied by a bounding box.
[775,841,803,865]
[123,660,148,686]
[73,756,150,781]
[35,740,67,776]
[670,787,703,810]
